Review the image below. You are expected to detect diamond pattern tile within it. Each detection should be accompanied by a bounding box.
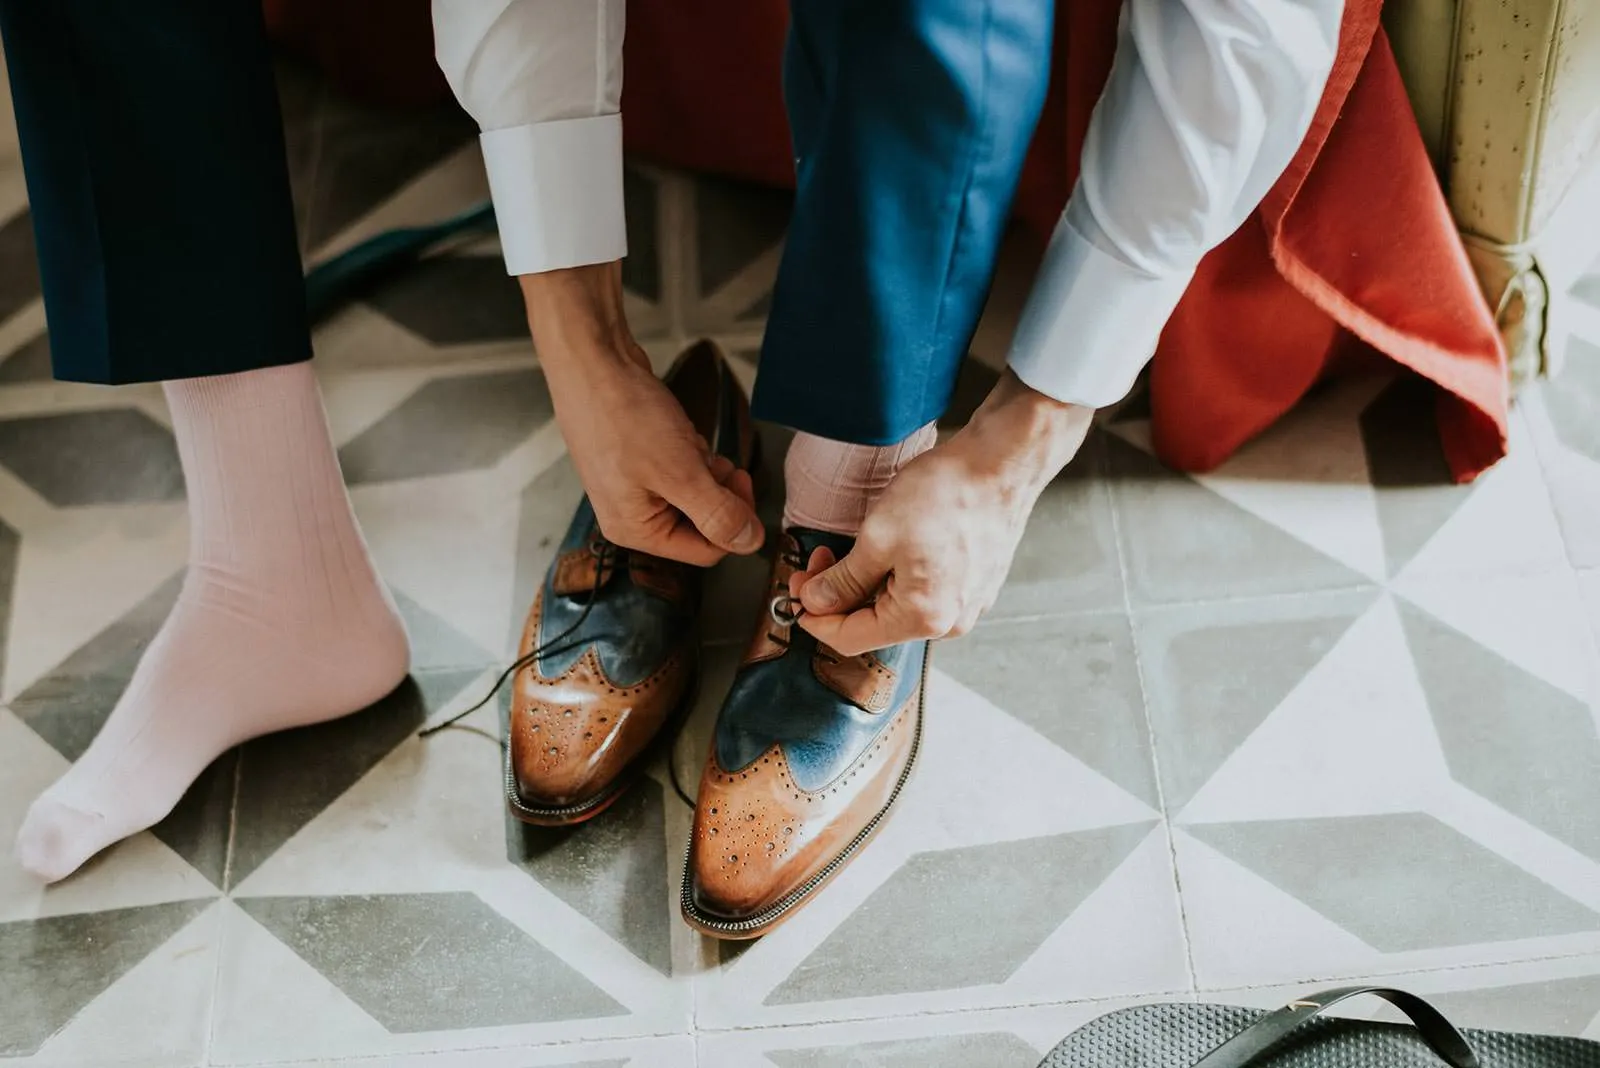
[364,255,527,345]
[338,368,554,483]
[767,824,1154,1004]
[1187,813,1600,951]
[302,97,476,251]
[1138,589,1376,812]
[939,613,1156,807]
[1108,433,1369,604]
[0,409,183,506]
[510,777,673,976]
[1360,376,1476,574]
[1427,974,1600,1036]
[1401,599,1600,861]
[992,429,1123,616]
[695,175,791,295]
[623,167,662,301]
[0,332,52,383]
[0,210,41,324]
[1545,338,1600,464]
[0,514,18,692]
[236,892,628,1031]
[0,900,211,1056]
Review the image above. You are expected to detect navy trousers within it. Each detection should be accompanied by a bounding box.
[0,0,310,384]
[754,0,1055,445]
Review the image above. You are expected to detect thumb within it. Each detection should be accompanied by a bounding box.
[801,539,889,615]
[664,465,764,555]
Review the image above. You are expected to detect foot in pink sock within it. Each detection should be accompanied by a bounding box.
[14,363,409,883]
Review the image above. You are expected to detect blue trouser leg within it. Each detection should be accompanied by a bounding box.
[753,0,1055,445]
[0,0,310,384]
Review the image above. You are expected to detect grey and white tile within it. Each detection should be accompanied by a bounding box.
[694,668,1185,1030]
[1107,426,1371,605]
[699,998,1161,1068]
[0,409,183,507]
[1200,952,1600,1041]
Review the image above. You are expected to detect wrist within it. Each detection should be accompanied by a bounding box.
[962,370,1094,488]
[519,261,648,378]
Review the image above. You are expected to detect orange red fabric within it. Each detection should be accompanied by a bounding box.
[1098,0,1509,480]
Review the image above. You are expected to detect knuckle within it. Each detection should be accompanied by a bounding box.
[697,493,744,540]
[901,594,955,633]
[834,565,871,597]
[596,513,648,552]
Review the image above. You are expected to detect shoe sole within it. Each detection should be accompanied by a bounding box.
[678,646,928,940]
[505,668,701,828]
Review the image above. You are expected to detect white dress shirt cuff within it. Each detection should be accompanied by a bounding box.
[480,113,627,276]
[1006,208,1194,409]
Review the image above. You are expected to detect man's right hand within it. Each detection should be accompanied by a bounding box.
[520,263,764,567]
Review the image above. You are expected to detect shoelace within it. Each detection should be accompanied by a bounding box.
[416,536,702,808]
[763,545,842,665]
[417,538,621,739]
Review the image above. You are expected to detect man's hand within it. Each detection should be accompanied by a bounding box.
[522,263,763,566]
[792,371,1092,655]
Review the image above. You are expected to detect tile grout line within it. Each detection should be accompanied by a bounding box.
[1187,943,1600,997]
[695,986,1199,1040]
[1104,449,1201,995]
[1506,399,1586,576]
[688,941,1600,1041]
[202,751,247,1067]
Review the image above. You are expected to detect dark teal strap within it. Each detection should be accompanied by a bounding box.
[303,201,495,323]
[1193,987,1480,1068]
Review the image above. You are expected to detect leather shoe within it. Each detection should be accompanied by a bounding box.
[506,340,756,825]
[681,527,926,938]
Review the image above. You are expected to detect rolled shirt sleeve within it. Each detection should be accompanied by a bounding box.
[1007,0,1345,408]
[432,0,625,276]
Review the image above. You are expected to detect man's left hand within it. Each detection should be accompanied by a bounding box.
[792,371,1094,656]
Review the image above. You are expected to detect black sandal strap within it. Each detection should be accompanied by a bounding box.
[1193,986,1479,1068]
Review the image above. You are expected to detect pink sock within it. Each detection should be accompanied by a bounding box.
[14,363,410,883]
[782,423,938,536]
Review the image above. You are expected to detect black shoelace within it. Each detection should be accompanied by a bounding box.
[416,537,699,808]
[417,538,621,739]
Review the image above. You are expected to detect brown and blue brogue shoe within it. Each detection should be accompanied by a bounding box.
[681,527,927,938]
[506,340,756,826]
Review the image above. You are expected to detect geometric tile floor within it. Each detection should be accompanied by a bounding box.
[2,57,1600,1068]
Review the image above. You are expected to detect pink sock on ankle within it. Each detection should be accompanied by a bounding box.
[781,422,938,536]
[14,362,410,883]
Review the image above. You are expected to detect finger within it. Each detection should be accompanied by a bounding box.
[798,542,889,616]
[789,545,837,599]
[799,602,922,657]
[708,454,737,485]
[649,518,730,568]
[601,507,729,568]
[945,611,981,641]
[662,466,765,555]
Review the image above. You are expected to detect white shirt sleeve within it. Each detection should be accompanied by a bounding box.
[432,0,626,276]
[1006,0,1345,408]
